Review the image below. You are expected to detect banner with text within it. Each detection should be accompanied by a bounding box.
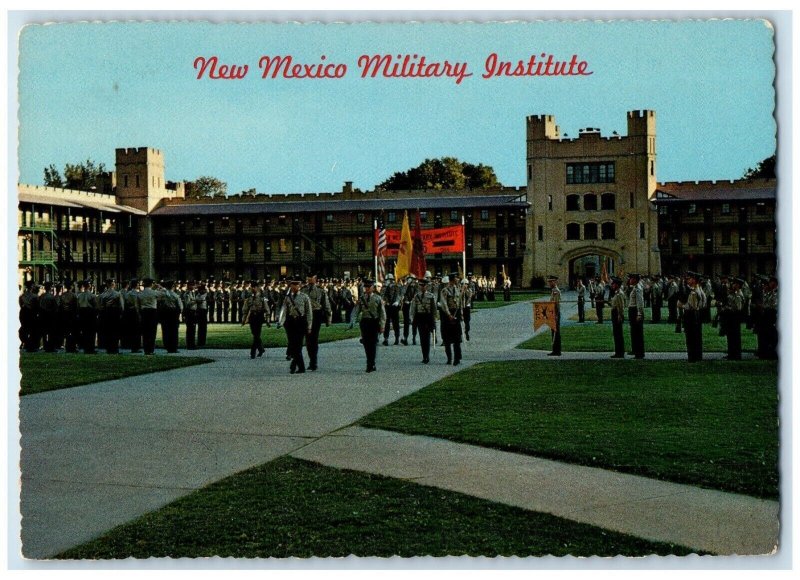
[374,225,465,256]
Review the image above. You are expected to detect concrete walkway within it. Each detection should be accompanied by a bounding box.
[18,293,776,558]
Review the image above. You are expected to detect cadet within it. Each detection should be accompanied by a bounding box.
[382,273,402,346]
[38,282,60,352]
[60,279,79,353]
[19,281,40,352]
[400,274,419,346]
[595,277,606,324]
[682,272,704,362]
[720,277,745,360]
[217,283,226,323]
[609,276,626,358]
[761,275,778,359]
[666,275,679,323]
[158,280,183,353]
[242,280,271,359]
[139,277,160,355]
[350,279,386,372]
[439,274,463,365]
[410,276,438,363]
[547,275,561,356]
[98,279,124,354]
[122,278,142,353]
[196,282,209,346]
[183,280,198,350]
[301,274,332,371]
[627,273,645,359]
[576,278,586,323]
[279,279,313,374]
[76,280,97,353]
[651,274,663,323]
[461,278,474,341]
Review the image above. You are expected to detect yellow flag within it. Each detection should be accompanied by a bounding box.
[395,210,412,279]
[533,301,557,331]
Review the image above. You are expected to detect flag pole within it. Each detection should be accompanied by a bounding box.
[461,215,467,278]
[373,219,378,281]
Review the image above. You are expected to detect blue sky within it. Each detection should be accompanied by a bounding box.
[17,20,776,194]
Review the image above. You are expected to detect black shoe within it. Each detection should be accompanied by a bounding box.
[308,364,317,371]
[635,355,645,359]
[370,365,377,372]
[250,353,256,359]
[394,338,399,345]
[401,338,408,346]
[286,354,292,361]
[296,368,306,374]
[258,349,265,357]
[446,359,452,365]
[453,359,461,366]
[290,361,297,373]
[465,333,470,341]
[421,359,429,364]
[413,339,416,345]
[383,340,389,346]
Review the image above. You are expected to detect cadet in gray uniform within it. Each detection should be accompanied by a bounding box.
[19,281,40,352]
[301,274,332,371]
[38,282,60,352]
[138,277,160,355]
[683,271,704,362]
[242,280,271,359]
[576,278,586,323]
[720,277,745,360]
[158,280,183,353]
[76,280,97,353]
[401,274,419,346]
[98,279,124,354]
[196,282,209,346]
[439,274,463,365]
[60,279,79,353]
[123,278,142,353]
[609,276,626,358]
[627,273,645,359]
[350,279,386,372]
[461,279,474,341]
[547,275,561,356]
[410,277,438,363]
[382,273,402,346]
[279,279,313,374]
[183,280,198,350]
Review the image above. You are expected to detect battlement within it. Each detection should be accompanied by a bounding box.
[18,183,118,202]
[526,114,560,141]
[115,147,164,162]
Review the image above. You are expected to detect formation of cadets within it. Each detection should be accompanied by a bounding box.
[18,270,483,373]
[565,271,779,361]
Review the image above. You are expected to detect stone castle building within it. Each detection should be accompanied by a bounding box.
[17,111,776,287]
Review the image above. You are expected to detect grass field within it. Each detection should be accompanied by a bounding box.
[19,353,213,396]
[157,322,361,349]
[361,359,779,499]
[57,456,697,559]
[518,319,758,353]
[471,292,549,309]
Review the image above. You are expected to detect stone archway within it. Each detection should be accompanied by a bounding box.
[559,246,623,289]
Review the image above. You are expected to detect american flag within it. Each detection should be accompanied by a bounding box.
[376,219,387,284]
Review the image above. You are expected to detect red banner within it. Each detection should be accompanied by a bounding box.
[375,225,465,256]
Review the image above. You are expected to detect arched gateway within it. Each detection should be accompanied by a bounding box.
[561,246,622,289]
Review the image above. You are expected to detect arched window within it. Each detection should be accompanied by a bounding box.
[584,194,598,211]
[601,193,616,210]
[601,222,616,240]
[584,223,598,240]
[566,223,580,240]
[566,194,581,211]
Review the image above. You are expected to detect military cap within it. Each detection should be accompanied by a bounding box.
[418,278,429,286]
[610,276,622,285]
[363,279,375,287]
[407,273,417,280]
[461,279,469,285]
[386,273,394,280]
[686,271,701,280]
[733,277,745,285]
[142,277,154,285]
[424,271,432,279]
[547,275,559,281]
[441,275,450,284]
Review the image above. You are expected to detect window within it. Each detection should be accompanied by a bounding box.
[357,213,365,224]
[278,238,287,253]
[496,236,505,257]
[601,193,615,210]
[221,240,230,254]
[250,239,258,253]
[450,210,459,222]
[221,216,230,227]
[650,160,655,176]
[480,209,489,221]
[135,174,140,188]
[639,223,646,239]
[193,240,201,254]
[630,192,635,208]
[721,203,731,215]
[537,225,543,241]
[658,206,668,216]
[480,236,490,250]
[419,211,428,222]
[548,195,553,211]
[756,203,767,215]
[566,223,580,240]
[565,162,615,184]
[357,237,366,252]
[527,164,532,181]
[387,212,397,223]
[193,217,202,229]
[566,195,580,211]
[326,213,334,223]
[123,175,128,187]
[584,194,598,211]
[264,240,272,259]
[278,215,287,226]
[584,223,598,240]
[721,230,731,246]
[601,222,616,240]
[688,231,698,246]
[688,204,697,215]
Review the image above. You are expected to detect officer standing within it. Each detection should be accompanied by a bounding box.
[301,274,332,371]
[400,274,419,346]
[242,280,271,359]
[98,279,124,354]
[410,276,438,363]
[350,279,386,372]
[279,279,313,374]
[183,280,198,350]
[547,275,561,356]
[575,278,586,323]
[439,274,463,365]
[627,273,645,359]
[123,278,142,353]
[158,280,183,353]
[461,278,474,341]
[382,273,402,346]
[683,272,704,362]
[609,276,626,358]
[139,277,160,355]
[720,277,745,360]
[76,280,97,353]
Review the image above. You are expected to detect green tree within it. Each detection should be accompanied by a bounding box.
[63,159,107,190]
[377,157,501,191]
[43,164,64,187]
[185,176,228,198]
[743,154,776,179]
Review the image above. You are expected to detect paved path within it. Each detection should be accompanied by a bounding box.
[18,293,776,558]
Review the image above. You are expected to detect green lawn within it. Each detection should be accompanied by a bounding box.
[472,292,549,310]
[158,322,361,349]
[57,456,697,559]
[519,319,758,353]
[19,353,213,396]
[361,360,779,499]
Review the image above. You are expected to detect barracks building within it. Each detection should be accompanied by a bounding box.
[17,110,777,287]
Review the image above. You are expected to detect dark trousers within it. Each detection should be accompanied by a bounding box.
[652,298,662,323]
[684,311,703,362]
[185,310,197,350]
[40,311,58,352]
[596,300,605,324]
[160,309,180,353]
[123,309,141,351]
[463,307,471,338]
[724,316,742,360]
[63,310,79,352]
[101,308,122,353]
[231,301,238,323]
[611,314,625,357]
[402,303,418,341]
[208,302,215,323]
[344,304,354,324]
[332,302,342,323]
[285,316,307,372]
[384,305,400,342]
[442,316,462,363]
[223,304,230,323]
[629,307,644,358]
[416,314,434,362]
[249,311,265,356]
[141,309,158,354]
[78,308,96,353]
[668,298,678,323]
[360,318,379,370]
[20,309,39,352]
[760,309,778,359]
[577,298,585,322]
[306,310,325,367]
[197,309,208,346]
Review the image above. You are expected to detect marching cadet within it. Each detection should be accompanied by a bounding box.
[157,280,183,353]
[461,278,474,341]
[683,272,704,362]
[761,275,778,359]
[547,275,561,356]
[341,280,355,324]
[98,279,124,354]
[279,279,313,374]
[719,277,745,360]
[123,278,142,353]
[349,279,386,372]
[595,277,606,324]
[242,280,271,359]
[183,280,198,350]
[588,277,596,308]
[138,277,160,355]
[575,278,586,323]
[382,273,402,346]
[439,274,463,365]
[301,273,332,371]
[38,282,59,352]
[410,276,438,363]
[60,279,79,353]
[666,275,679,323]
[76,280,97,354]
[400,274,419,346]
[196,282,209,347]
[19,281,40,352]
[627,273,645,359]
[609,276,626,358]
